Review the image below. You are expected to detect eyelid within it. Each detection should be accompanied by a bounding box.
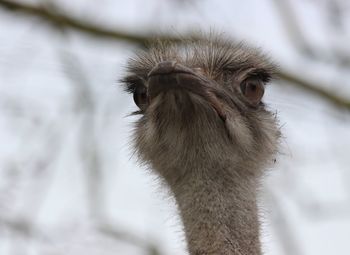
[123,76,147,93]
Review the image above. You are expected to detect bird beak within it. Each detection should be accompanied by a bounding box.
[147,61,227,121]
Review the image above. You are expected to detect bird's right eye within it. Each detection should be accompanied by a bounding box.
[133,86,148,111]
[240,78,265,106]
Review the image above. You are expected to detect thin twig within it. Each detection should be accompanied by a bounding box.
[264,189,304,255]
[271,0,315,57]
[0,216,163,255]
[0,0,186,46]
[98,223,163,255]
[278,70,350,110]
[0,217,45,239]
[272,0,350,68]
[58,45,163,255]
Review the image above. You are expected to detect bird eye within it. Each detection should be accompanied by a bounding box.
[133,86,148,111]
[240,79,265,105]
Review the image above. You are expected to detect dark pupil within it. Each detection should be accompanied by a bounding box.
[240,83,247,94]
[140,92,147,101]
[137,91,147,105]
[241,82,257,96]
[134,86,148,108]
[248,83,257,92]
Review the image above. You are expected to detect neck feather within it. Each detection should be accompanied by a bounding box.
[169,163,262,255]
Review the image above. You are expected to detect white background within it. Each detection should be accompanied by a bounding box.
[0,0,350,254]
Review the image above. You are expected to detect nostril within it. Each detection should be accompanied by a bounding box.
[148,61,177,77]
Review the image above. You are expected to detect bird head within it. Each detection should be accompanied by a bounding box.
[121,35,280,183]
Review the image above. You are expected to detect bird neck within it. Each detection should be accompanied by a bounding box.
[170,164,262,255]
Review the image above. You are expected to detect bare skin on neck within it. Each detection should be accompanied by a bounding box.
[121,35,280,255]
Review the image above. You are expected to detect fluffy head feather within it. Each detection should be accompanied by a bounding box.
[121,34,280,187]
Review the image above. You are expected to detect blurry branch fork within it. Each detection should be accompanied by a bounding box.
[0,0,350,111]
[278,71,350,110]
[58,50,162,255]
[0,217,161,255]
[0,0,183,46]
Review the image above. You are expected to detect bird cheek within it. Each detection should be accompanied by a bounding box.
[224,116,253,153]
[143,120,157,144]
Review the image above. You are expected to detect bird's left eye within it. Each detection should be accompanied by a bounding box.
[133,86,149,111]
[240,79,265,106]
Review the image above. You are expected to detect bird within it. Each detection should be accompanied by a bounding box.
[121,34,280,255]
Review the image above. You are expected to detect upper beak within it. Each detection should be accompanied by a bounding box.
[147,61,227,121]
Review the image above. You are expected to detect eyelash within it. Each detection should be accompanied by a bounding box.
[125,80,143,94]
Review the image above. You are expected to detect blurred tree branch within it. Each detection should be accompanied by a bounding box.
[56,36,163,254]
[0,217,163,255]
[0,0,185,46]
[1,0,350,111]
[98,223,162,255]
[264,188,304,255]
[278,71,350,110]
[0,217,46,240]
[271,0,316,57]
[272,0,350,67]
